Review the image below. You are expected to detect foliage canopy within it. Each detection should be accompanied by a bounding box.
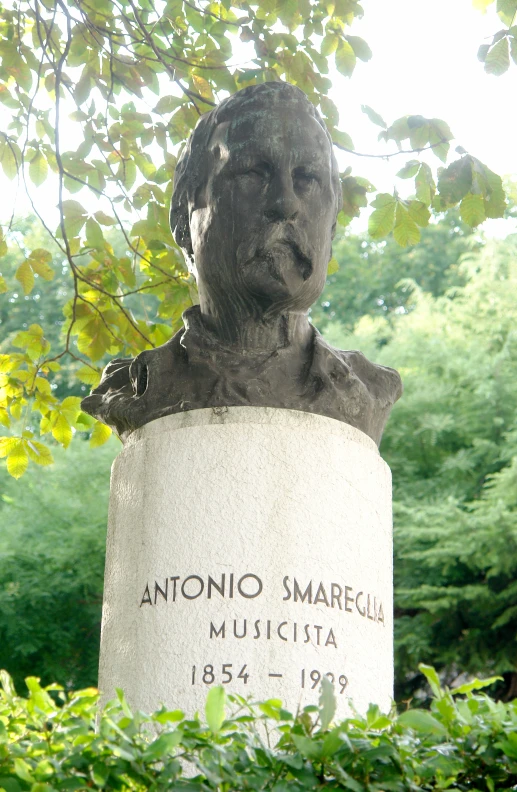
[0,0,512,475]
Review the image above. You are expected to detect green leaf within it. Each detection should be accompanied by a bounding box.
[473,0,495,9]
[292,734,323,760]
[85,217,104,249]
[26,440,53,466]
[408,200,431,227]
[29,151,48,186]
[6,440,29,479]
[16,260,35,295]
[153,95,184,114]
[94,211,117,226]
[460,192,486,226]
[368,193,397,239]
[29,249,54,281]
[321,33,339,55]
[205,685,225,733]
[332,129,354,150]
[345,35,372,61]
[76,365,102,387]
[327,257,339,275]
[497,0,517,26]
[90,422,112,448]
[52,414,73,448]
[62,200,88,237]
[485,36,510,74]
[452,675,502,695]
[361,104,387,128]
[438,157,473,204]
[394,202,421,247]
[335,39,356,77]
[142,730,183,761]
[397,709,447,735]
[0,141,19,179]
[419,664,443,698]
[396,159,420,179]
[319,675,336,730]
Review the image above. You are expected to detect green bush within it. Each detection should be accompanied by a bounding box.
[1,665,517,792]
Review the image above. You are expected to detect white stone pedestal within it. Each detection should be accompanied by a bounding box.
[99,407,393,719]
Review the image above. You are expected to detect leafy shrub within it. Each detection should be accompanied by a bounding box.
[1,665,517,791]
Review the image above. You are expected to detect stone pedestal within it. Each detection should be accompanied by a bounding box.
[99,407,393,719]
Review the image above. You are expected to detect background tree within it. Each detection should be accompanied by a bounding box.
[0,0,510,476]
[324,233,517,701]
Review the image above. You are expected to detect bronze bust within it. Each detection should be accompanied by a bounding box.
[82,82,402,445]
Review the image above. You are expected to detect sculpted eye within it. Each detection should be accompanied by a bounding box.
[293,168,320,188]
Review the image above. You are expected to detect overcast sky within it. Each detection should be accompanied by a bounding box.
[330,0,516,182]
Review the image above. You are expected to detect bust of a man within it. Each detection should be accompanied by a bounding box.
[82,82,402,445]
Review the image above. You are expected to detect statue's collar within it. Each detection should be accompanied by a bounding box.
[179,305,316,364]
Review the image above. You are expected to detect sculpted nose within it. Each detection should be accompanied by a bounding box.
[264,174,300,222]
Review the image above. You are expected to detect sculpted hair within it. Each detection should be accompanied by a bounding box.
[169,81,343,258]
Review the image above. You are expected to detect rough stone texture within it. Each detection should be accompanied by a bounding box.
[82,82,402,445]
[99,407,394,718]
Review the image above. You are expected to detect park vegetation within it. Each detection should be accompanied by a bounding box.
[0,0,515,475]
[2,668,517,792]
[1,0,517,727]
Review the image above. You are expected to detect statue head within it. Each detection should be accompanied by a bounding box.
[170,82,342,318]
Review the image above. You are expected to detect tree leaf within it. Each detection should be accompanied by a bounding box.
[90,422,112,448]
[345,35,372,61]
[76,365,102,387]
[29,249,54,281]
[62,200,88,237]
[368,193,397,239]
[26,440,54,466]
[335,39,356,77]
[51,414,73,448]
[497,0,517,26]
[327,257,339,275]
[393,202,421,247]
[94,211,117,226]
[85,217,104,249]
[15,260,35,295]
[0,141,19,179]
[6,440,29,479]
[396,160,420,179]
[29,151,49,187]
[205,685,225,733]
[485,36,510,74]
[361,104,387,129]
[460,193,486,225]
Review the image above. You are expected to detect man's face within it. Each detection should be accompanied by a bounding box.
[188,99,336,314]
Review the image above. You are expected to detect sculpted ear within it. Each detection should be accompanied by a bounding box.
[170,204,193,258]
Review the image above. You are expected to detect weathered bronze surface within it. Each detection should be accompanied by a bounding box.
[82,82,402,445]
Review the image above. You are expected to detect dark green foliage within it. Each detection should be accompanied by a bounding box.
[323,234,517,700]
[2,667,517,791]
[0,441,115,690]
[311,212,479,332]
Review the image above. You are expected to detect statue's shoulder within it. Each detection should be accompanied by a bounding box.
[80,333,184,435]
[314,333,403,407]
[337,347,403,407]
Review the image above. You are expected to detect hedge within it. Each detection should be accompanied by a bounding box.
[1,664,517,791]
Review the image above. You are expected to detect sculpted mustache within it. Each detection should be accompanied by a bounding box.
[237,227,313,267]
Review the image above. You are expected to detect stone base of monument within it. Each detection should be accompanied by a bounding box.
[99,407,393,720]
